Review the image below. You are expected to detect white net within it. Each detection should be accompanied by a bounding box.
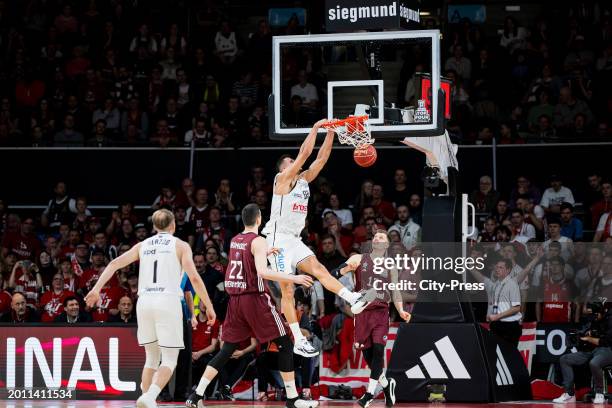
[324,116,375,148]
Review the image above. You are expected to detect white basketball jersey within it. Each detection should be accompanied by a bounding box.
[263,175,309,237]
[138,232,183,297]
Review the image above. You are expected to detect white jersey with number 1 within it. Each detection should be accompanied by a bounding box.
[263,174,310,237]
[138,232,183,298]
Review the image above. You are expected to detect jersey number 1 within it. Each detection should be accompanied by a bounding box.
[229,260,243,279]
[153,260,158,283]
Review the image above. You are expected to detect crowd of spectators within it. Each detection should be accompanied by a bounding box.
[440,8,612,144]
[0,164,611,399]
[0,2,610,147]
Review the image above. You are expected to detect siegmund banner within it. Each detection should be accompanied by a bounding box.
[324,0,421,32]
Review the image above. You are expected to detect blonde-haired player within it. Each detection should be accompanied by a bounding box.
[85,209,216,408]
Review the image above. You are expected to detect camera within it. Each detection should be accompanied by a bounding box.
[567,299,608,351]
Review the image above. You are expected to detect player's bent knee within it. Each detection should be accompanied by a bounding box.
[143,343,161,370]
[159,347,180,371]
[274,335,295,372]
[209,342,238,371]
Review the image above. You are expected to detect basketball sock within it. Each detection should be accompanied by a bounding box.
[367,378,378,394]
[195,376,211,396]
[339,287,359,304]
[379,373,388,387]
[289,323,305,341]
[284,380,298,399]
[146,384,161,400]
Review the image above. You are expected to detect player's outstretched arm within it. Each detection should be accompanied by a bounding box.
[278,118,328,184]
[301,128,335,183]
[85,243,141,306]
[390,266,411,322]
[252,238,313,287]
[179,241,216,325]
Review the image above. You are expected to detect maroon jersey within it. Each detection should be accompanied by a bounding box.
[225,232,265,296]
[355,253,390,309]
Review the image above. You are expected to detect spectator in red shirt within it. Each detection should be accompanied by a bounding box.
[87,278,123,322]
[192,302,221,381]
[321,212,353,257]
[59,258,78,292]
[0,292,39,323]
[152,184,177,210]
[535,257,575,323]
[38,250,59,290]
[1,217,41,260]
[39,273,75,322]
[591,181,612,230]
[370,184,395,226]
[0,289,12,319]
[79,248,114,294]
[59,228,81,259]
[8,260,43,308]
[353,207,385,245]
[15,72,46,108]
[175,178,196,208]
[108,295,137,323]
[197,207,231,252]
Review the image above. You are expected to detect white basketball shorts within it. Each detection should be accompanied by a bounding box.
[266,232,314,275]
[136,294,184,349]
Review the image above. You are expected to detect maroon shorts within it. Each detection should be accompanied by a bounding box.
[222,292,289,344]
[354,306,390,349]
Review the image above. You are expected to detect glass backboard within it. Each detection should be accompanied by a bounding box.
[269,30,444,141]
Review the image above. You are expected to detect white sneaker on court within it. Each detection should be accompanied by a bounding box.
[294,336,319,357]
[593,393,606,404]
[136,393,157,408]
[552,393,575,403]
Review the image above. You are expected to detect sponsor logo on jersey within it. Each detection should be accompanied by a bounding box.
[302,190,310,199]
[292,203,308,213]
[143,249,156,255]
[230,241,248,250]
[276,249,286,273]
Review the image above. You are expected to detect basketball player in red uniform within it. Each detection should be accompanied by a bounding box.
[339,231,411,408]
[264,119,376,357]
[187,204,318,408]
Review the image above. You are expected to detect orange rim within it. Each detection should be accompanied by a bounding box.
[321,115,369,128]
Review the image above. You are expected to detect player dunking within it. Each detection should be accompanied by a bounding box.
[338,230,411,408]
[263,119,376,357]
[85,209,216,408]
[186,204,318,408]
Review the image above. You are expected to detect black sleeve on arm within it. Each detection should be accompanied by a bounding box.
[330,263,347,278]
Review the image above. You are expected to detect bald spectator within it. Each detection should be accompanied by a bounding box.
[0,292,39,323]
[553,86,593,130]
[108,296,137,323]
[470,175,500,213]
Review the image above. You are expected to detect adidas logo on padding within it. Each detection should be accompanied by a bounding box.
[495,345,514,386]
[405,336,471,379]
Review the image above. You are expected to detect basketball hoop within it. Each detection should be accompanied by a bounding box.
[321,115,374,148]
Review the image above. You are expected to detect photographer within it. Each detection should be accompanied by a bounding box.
[553,300,612,404]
